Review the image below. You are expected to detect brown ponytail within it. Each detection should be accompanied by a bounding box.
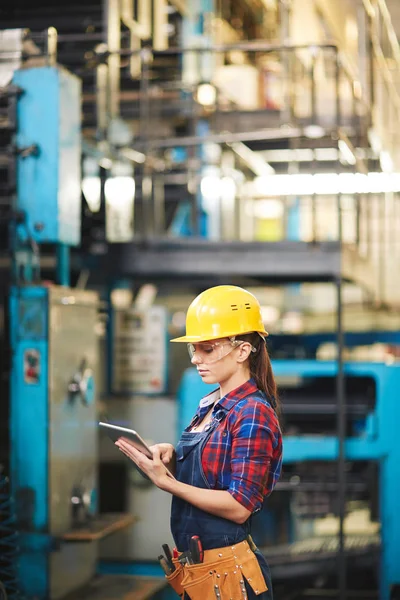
[240,332,281,420]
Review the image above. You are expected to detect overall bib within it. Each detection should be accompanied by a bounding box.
[170,409,273,600]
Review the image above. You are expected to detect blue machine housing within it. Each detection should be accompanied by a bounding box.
[177,361,400,600]
[12,66,82,246]
[9,285,99,599]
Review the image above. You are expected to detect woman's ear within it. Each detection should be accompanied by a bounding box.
[236,342,252,363]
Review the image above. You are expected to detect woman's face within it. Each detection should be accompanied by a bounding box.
[189,338,249,385]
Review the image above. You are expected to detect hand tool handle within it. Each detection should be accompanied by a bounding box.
[158,555,172,575]
[162,543,175,571]
[189,535,203,563]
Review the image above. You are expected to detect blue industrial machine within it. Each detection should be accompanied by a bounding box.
[10,285,99,598]
[3,63,102,599]
[2,60,166,600]
[12,66,82,248]
[178,360,400,600]
[9,64,82,288]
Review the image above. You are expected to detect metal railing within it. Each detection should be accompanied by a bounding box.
[90,42,371,147]
[1,28,400,303]
[76,40,400,304]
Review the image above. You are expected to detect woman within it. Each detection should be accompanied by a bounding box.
[116,285,282,599]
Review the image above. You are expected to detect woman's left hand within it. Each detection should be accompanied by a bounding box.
[115,439,173,490]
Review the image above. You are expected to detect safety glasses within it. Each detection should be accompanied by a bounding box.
[187,337,256,365]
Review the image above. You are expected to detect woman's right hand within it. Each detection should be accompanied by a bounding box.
[149,443,176,474]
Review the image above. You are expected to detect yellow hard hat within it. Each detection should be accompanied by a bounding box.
[171,285,268,343]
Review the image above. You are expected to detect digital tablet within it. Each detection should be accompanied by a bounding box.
[99,422,153,459]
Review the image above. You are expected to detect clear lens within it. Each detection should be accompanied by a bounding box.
[187,339,241,365]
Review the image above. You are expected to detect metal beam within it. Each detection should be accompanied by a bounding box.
[105,239,342,281]
[144,126,305,149]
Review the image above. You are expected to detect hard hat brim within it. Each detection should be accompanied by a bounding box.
[170,330,269,343]
[169,335,207,343]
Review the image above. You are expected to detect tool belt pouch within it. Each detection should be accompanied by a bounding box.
[181,546,267,600]
[166,558,185,598]
[181,556,234,600]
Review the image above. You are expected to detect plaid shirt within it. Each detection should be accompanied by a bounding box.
[187,379,282,513]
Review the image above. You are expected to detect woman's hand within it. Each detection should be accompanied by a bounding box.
[115,439,174,490]
[149,443,176,474]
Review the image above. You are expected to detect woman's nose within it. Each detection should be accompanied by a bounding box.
[191,352,201,365]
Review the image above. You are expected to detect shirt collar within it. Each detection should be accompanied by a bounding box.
[196,378,258,417]
[218,378,259,411]
[198,388,220,409]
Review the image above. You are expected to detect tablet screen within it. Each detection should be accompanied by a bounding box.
[99,422,153,458]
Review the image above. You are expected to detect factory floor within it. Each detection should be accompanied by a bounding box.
[276,592,378,600]
[66,578,378,600]
[274,563,380,600]
[65,575,167,600]
[67,577,379,600]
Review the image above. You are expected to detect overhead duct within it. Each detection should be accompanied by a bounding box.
[153,0,169,51]
[120,0,151,77]
[105,0,121,120]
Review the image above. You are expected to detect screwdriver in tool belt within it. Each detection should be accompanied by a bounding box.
[158,555,172,575]
[162,544,175,572]
[189,535,204,563]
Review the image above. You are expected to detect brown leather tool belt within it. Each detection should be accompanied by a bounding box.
[165,538,268,599]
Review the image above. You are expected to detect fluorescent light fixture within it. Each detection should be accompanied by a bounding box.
[313,173,340,195]
[252,172,400,197]
[82,176,101,212]
[253,199,284,219]
[259,148,340,163]
[105,176,136,242]
[254,174,314,196]
[303,125,325,139]
[105,176,135,208]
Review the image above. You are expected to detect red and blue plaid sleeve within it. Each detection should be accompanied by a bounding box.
[227,400,282,513]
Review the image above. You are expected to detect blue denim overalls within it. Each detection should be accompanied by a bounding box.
[170,408,273,600]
